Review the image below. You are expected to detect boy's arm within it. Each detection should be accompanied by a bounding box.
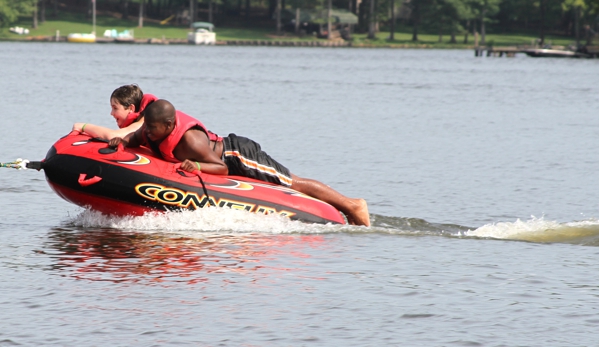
[73,122,143,140]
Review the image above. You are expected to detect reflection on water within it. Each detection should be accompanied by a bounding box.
[44,210,599,287]
[45,228,328,285]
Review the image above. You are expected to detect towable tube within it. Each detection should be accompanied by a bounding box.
[39,132,347,225]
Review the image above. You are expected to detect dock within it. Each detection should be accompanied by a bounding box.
[474,46,521,57]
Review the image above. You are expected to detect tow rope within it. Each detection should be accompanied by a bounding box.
[0,159,44,170]
[1,158,30,170]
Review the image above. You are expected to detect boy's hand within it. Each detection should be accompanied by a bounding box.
[72,123,85,132]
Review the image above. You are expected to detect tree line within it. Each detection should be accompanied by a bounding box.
[2,0,599,45]
[403,0,598,45]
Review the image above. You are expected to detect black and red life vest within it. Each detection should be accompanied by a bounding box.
[145,110,222,163]
[119,94,158,128]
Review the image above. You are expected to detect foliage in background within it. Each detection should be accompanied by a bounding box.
[0,0,33,27]
[1,0,598,45]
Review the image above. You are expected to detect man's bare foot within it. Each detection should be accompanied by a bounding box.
[347,198,370,226]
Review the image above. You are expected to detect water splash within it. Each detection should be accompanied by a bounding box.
[466,216,599,245]
[65,207,354,236]
[64,209,599,245]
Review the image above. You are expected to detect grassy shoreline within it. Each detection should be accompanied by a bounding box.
[1,11,576,48]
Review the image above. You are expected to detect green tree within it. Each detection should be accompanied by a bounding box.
[366,0,376,38]
[589,0,599,13]
[422,0,472,42]
[410,0,433,41]
[496,0,564,44]
[562,0,582,43]
[469,0,501,44]
[588,0,599,41]
[446,0,473,42]
[0,0,33,27]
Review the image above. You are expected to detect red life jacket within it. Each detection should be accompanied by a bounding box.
[146,110,222,163]
[119,94,158,128]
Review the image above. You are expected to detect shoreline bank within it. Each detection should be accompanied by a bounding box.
[0,35,457,49]
[4,36,597,57]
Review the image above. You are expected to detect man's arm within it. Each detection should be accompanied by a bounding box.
[175,129,228,175]
[108,127,143,148]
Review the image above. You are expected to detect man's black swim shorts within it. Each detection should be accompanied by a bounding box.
[222,133,292,187]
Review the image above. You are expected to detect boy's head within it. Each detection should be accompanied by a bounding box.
[110,84,144,111]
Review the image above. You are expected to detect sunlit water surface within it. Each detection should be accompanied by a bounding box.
[1,42,599,346]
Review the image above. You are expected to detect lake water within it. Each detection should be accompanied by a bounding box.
[1,42,599,346]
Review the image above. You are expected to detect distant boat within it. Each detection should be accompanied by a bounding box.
[67,33,96,43]
[187,22,216,45]
[9,26,29,35]
[523,48,582,58]
[102,29,134,43]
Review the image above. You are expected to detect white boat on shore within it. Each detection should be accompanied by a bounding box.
[187,22,216,45]
[102,29,134,43]
[9,26,29,35]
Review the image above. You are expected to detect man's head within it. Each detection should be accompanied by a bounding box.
[143,99,176,142]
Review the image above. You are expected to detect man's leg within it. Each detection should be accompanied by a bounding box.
[290,174,370,226]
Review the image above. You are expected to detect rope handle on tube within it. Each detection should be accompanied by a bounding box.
[173,163,214,207]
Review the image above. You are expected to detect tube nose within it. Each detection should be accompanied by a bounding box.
[26,161,44,170]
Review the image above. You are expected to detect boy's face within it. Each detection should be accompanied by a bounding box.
[144,120,173,142]
[110,98,135,128]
